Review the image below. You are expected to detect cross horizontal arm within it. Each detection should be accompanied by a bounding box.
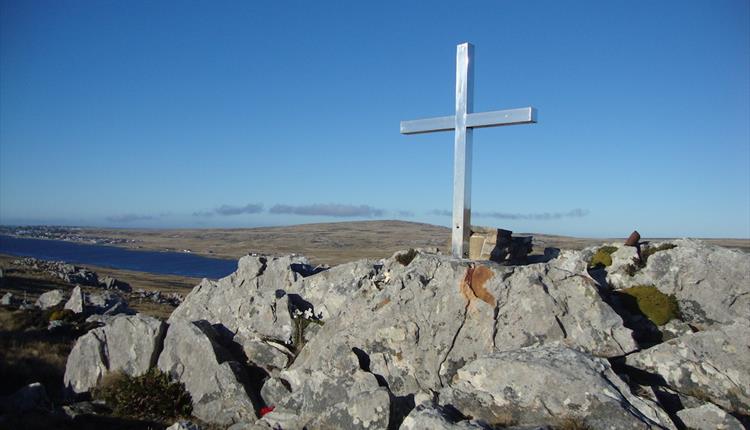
[400,107,537,135]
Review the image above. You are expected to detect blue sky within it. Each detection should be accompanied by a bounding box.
[1,0,748,238]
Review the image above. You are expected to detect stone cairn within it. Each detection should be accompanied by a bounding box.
[469,227,533,263]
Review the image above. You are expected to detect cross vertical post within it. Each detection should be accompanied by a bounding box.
[400,42,537,260]
[452,43,474,258]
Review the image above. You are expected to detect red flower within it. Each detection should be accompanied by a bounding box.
[260,406,275,417]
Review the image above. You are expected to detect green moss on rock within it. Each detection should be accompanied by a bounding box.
[588,246,619,269]
[621,285,680,326]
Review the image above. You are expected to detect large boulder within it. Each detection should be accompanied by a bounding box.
[157,319,259,426]
[286,250,637,399]
[35,289,65,309]
[64,314,166,394]
[604,239,750,328]
[625,322,750,416]
[439,346,674,429]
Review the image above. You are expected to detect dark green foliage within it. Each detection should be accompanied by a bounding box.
[93,369,192,421]
[588,246,619,269]
[395,249,418,266]
[620,285,680,326]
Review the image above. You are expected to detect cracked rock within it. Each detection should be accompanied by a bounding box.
[625,322,750,415]
[439,346,675,429]
[157,319,259,425]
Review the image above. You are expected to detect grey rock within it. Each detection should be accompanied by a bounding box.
[0,382,50,414]
[169,255,308,346]
[287,250,636,399]
[100,276,131,292]
[64,314,166,393]
[237,336,291,373]
[35,289,65,309]
[676,403,744,430]
[88,290,132,315]
[157,319,258,425]
[271,348,391,429]
[1,292,15,305]
[64,285,85,313]
[61,400,107,419]
[399,404,491,429]
[605,239,750,328]
[260,377,291,407]
[166,421,203,430]
[625,322,750,415]
[439,346,675,429]
[47,319,68,331]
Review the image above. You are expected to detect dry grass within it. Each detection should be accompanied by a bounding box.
[60,221,749,267]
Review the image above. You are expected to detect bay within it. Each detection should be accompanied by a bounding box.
[0,235,237,279]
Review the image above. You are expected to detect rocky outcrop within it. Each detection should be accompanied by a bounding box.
[286,250,636,402]
[625,323,750,416]
[157,320,259,426]
[64,314,165,394]
[143,239,749,428]
[35,289,65,309]
[603,239,750,328]
[439,346,675,429]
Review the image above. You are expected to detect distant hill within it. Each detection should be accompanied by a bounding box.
[67,220,748,266]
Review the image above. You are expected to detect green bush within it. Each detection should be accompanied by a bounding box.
[588,246,619,269]
[620,285,680,326]
[93,368,192,421]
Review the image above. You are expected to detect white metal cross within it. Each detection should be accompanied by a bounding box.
[400,42,537,259]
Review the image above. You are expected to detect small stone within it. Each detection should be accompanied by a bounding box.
[35,289,65,309]
[1,292,14,305]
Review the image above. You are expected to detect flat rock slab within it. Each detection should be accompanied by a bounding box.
[439,346,674,429]
[676,403,744,430]
[625,322,750,416]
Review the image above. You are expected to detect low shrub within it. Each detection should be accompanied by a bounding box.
[48,309,75,322]
[620,285,680,326]
[588,246,618,269]
[93,368,192,421]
